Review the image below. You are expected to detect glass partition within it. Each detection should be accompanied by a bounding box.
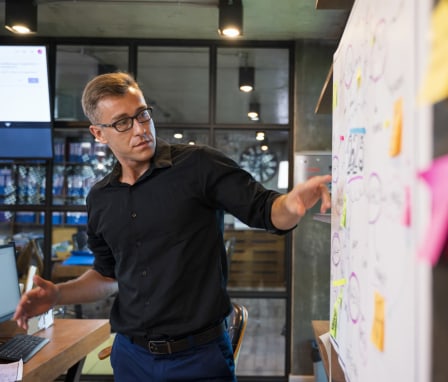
[137,46,210,124]
[216,47,290,125]
[55,45,129,121]
[214,129,289,191]
[231,297,286,376]
[156,127,210,146]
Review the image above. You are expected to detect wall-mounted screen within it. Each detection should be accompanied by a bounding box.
[0,243,21,324]
[0,45,53,159]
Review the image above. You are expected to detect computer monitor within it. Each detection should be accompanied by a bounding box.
[0,243,21,323]
[0,45,53,159]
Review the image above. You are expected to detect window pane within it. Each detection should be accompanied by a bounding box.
[214,129,289,191]
[156,128,209,146]
[225,228,286,292]
[216,48,290,125]
[232,298,286,376]
[53,131,115,206]
[55,45,129,121]
[137,47,209,124]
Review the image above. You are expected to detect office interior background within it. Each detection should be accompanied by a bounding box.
[0,1,353,380]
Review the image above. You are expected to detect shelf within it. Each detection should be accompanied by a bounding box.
[315,63,333,114]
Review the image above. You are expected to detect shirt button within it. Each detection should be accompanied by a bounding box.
[131,212,137,218]
[141,270,147,277]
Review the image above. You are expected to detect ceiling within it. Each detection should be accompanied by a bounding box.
[0,0,351,41]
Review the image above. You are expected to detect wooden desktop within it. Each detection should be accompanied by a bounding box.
[0,318,110,382]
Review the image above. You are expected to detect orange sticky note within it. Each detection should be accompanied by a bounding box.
[389,98,403,157]
[371,291,385,351]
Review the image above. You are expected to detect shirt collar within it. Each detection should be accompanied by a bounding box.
[107,138,173,186]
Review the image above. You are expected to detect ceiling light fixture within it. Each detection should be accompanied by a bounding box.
[255,131,265,141]
[248,102,260,121]
[239,66,255,92]
[5,0,37,34]
[173,132,183,139]
[218,0,243,38]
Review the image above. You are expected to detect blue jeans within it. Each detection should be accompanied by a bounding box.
[110,331,237,381]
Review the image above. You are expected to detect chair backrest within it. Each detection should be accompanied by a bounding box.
[227,302,248,366]
[16,238,44,279]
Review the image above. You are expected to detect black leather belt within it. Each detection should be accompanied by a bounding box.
[129,322,225,355]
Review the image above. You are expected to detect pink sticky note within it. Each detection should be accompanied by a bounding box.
[417,155,448,265]
[402,186,411,227]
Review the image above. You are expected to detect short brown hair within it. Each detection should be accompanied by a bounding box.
[81,72,140,123]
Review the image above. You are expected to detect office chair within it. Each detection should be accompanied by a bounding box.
[227,302,248,367]
[16,238,45,281]
[97,302,248,367]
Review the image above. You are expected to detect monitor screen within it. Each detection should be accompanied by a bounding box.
[0,45,53,159]
[0,243,21,323]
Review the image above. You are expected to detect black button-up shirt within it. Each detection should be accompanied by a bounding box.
[87,138,285,339]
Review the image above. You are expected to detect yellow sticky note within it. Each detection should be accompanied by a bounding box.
[333,82,338,109]
[332,278,347,287]
[389,98,403,157]
[356,67,362,88]
[340,194,347,228]
[330,290,343,338]
[371,291,385,352]
[418,0,448,104]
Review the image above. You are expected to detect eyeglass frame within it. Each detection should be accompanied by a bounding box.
[93,107,153,132]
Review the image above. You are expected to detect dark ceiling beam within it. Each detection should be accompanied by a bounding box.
[315,0,354,10]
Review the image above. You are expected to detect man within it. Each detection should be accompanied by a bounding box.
[14,72,331,381]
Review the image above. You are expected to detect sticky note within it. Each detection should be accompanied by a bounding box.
[371,291,385,352]
[333,82,338,109]
[402,185,412,227]
[389,98,403,157]
[418,0,448,104]
[417,154,448,265]
[340,194,347,228]
[332,278,347,287]
[356,67,362,88]
[330,290,343,338]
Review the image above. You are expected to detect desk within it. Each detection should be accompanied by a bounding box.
[51,262,92,283]
[311,320,346,382]
[0,319,110,382]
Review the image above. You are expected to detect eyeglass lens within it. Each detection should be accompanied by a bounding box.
[114,108,152,131]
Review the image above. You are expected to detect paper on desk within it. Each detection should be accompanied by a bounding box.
[0,359,23,381]
[319,331,332,361]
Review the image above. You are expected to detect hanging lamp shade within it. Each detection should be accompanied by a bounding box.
[218,0,243,38]
[5,0,37,34]
[239,66,255,92]
[248,102,260,121]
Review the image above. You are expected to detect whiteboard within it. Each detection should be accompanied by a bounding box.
[330,0,432,381]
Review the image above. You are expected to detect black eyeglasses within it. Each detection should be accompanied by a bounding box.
[95,107,153,132]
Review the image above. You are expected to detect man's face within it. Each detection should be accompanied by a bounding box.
[88,87,156,168]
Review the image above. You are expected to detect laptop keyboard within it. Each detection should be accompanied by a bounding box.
[0,334,49,363]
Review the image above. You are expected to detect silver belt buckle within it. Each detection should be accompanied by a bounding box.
[148,340,172,354]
